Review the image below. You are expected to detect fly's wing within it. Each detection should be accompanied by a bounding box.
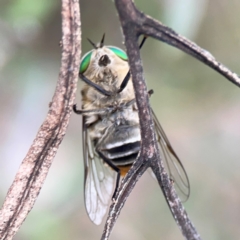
[151,109,190,201]
[82,117,115,225]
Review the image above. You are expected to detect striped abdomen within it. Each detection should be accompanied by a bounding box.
[96,124,141,175]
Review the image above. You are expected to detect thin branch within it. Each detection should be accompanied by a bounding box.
[101,159,148,240]
[0,1,81,239]
[141,16,240,87]
[151,159,201,240]
[102,0,240,239]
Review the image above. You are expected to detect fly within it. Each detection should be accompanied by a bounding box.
[73,34,190,225]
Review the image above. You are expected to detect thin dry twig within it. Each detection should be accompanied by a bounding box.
[101,0,240,240]
[0,1,81,239]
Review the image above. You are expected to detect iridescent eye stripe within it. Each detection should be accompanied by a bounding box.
[108,47,128,61]
[80,51,93,73]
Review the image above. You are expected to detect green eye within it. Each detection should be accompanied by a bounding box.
[80,51,93,73]
[108,46,128,61]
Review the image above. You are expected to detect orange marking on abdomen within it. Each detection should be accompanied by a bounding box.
[119,165,132,176]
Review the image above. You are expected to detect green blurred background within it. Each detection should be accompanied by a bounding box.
[0,0,240,239]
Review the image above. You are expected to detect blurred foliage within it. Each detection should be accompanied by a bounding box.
[0,0,240,239]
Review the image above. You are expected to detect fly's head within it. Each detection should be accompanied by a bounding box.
[80,35,135,112]
[80,43,129,87]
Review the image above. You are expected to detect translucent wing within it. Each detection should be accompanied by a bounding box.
[82,117,115,225]
[151,109,190,201]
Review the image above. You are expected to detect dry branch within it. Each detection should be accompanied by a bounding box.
[0,1,81,239]
[101,0,240,240]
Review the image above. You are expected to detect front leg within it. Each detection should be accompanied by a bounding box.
[73,104,83,114]
[73,104,115,115]
[80,73,113,97]
[117,36,147,94]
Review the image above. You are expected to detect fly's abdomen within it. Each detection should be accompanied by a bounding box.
[97,124,141,166]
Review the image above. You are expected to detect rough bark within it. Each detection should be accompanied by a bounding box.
[101,1,240,240]
[0,1,81,239]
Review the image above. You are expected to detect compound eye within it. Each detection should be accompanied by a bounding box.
[80,50,93,73]
[108,46,128,61]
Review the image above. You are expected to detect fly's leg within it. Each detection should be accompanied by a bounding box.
[117,36,147,94]
[117,71,131,93]
[97,151,121,200]
[73,104,115,115]
[79,73,113,96]
[73,104,83,114]
[148,89,154,97]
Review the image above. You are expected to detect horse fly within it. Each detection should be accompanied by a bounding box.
[73,34,190,225]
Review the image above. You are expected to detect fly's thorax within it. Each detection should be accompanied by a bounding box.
[88,104,140,139]
[82,82,134,109]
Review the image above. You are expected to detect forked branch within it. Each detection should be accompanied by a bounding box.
[101,0,240,240]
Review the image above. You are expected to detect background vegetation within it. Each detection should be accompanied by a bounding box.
[0,0,239,239]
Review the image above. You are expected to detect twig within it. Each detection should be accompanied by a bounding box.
[0,1,81,239]
[141,15,240,87]
[102,0,239,239]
